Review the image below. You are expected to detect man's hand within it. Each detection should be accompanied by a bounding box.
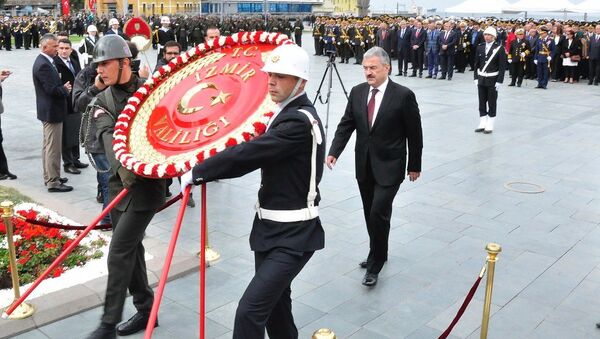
[326,155,337,170]
[474,79,478,86]
[534,59,538,65]
[408,171,420,182]
[495,82,501,91]
[117,167,137,188]
[138,63,150,79]
[94,74,107,91]
[180,170,194,194]
[508,58,512,63]
[63,81,72,92]
[0,69,11,82]
[520,52,526,58]
[547,56,552,62]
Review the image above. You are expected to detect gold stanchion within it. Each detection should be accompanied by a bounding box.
[312,328,336,339]
[480,243,501,339]
[196,184,220,266]
[1,201,35,319]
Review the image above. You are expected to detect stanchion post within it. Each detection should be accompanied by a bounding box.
[312,328,336,339]
[1,201,36,319]
[480,243,501,339]
[197,183,220,265]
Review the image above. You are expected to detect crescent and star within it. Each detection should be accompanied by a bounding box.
[177,82,231,115]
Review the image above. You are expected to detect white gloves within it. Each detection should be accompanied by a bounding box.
[534,60,538,65]
[474,79,478,86]
[180,171,194,194]
[547,56,552,62]
[495,83,501,91]
[520,52,526,58]
[508,58,512,63]
[462,43,466,48]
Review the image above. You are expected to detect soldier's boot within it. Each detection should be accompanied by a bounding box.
[475,116,487,133]
[483,117,495,134]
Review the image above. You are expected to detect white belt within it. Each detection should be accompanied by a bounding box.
[256,203,319,222]
[256,108,322,223]
[478,71,499,77]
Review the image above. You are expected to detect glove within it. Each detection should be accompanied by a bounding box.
[117,167,137,189]
[474,79,478,86]
[508,58,512,63]
[180,170,195,194]
[520,52,526,58]
[534,60,538,65]
[547,56,552,62]
[495,83,501,91]
[462,43,466,48]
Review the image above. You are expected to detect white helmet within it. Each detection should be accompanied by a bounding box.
[160,16,170,24]
[87,24,98,33]
[483,26,497,38]
[261,44,309,81]
[109,18,119,26]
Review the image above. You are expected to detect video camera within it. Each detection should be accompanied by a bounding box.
[325,50,337,62]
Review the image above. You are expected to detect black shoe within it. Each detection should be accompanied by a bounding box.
[48,183,73,193]
[409,74,417,77]
[517,83,522,87]
[535,85,543,89]
[596,322,600,328]
[404,72,407,77]
[425,75,432,78]
[117,312,158,336]
[59,177,68,184]
[96,191,103,203]
[73,161,89,169]
[359,260,367,269]
[166,190,172,198]
[588,81,593,85]
[438,76,446,80]
[64,165,81,174]
[508,83,515,86]
[5,172,17,179]
[187,195,196,208]
[0,174,7,180]
[362,272,378,287]
[87,323,116,339]
[595,82,599,86]
[447,77,452,81]
[474,127,485,133]
[418,74,422,78]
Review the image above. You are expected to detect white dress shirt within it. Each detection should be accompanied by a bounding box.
[366,77,389,127]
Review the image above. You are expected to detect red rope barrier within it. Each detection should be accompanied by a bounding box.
[2,188,130,318]
[15,193,183,231]
[144,186,192,339]
[438,265,487,339]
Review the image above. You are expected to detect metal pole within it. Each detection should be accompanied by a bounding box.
[199,183,220,265]
[1,201,35,319]
[480,243,501,339]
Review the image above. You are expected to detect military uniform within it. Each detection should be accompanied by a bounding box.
[190,93,325,339]
[508,38,531,87]
[455,29,471,72]
[156,27,175,62]
[94,74,166,325]
[474,41,506,126]
[534,33,555,89]
[293,20,304,47]
[312,22,324,55]
[337,25,352,63]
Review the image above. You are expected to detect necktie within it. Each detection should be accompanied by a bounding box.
[367,88,378,129]
[416,29,420,38]
[382,30,386,41]
[445,31,449,41]
[401,29,405,37]
[66,60,74,74]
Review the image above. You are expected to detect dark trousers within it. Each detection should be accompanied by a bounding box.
[551,56,563,80]
[510,62,526,85]
[590,59,600,83]
[313,37,322,55]
[294,34,302,47]
[411,48,424,75]
[439,53,454,78]
[537,61,550,88]
[564,65,576,79]
[455,52,468,71]
[0,119,8,174]
[102,209,155,324]
[477,85,498,117]
[233,248,313,339]
[92,152,111,224]
[358,159,401,275]
[62,144,80,166]
[397,48,409,74]
[354,45,364,64]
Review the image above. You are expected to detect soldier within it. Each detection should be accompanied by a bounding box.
[156,16,175,63]
[350,21,365,64]
[32,18,40,48]
[323,21,338,59]
[534,27,555,89]
[474,27,506,134]
[508,28,531,87]
[23,19,33,50]
[337,21,352,64]
[455,21,471,73]
[293,18,304,47]
[13,21,23,49]
[312,18,324,56]
[174,18,189,51]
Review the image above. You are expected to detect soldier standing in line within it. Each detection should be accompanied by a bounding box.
[534,27,555,89]
[508,28,531,87]
[293,18,304,47]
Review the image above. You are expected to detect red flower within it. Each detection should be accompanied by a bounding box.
[209,148,217,157]
[242,132,252,142]
[253,122,267,135]
[225,138,238,147]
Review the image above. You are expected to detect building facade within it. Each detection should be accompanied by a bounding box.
[90,0,202,16]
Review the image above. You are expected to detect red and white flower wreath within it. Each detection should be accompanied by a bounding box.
[112,31,295,178]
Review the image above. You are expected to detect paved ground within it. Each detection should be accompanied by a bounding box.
[1,31,600,338]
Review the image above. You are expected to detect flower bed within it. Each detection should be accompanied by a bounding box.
[0,203,107,291]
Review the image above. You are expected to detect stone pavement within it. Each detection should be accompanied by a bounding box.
[1,32,600,338]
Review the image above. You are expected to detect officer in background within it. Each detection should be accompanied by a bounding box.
[474,26,506,134]
[508,28,531,87]
[534,26,555,89]
[156,16,175,63]
[293,18,304,47]
[86,35,165,339]
[181,44,325,339]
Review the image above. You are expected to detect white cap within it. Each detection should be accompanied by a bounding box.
[483,26,497,38]
[109,18,119,26]
[160,16,170,24]
[261,44,309,81]
[87,24,97,33]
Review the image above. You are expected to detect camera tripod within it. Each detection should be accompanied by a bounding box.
[313,53,349,141]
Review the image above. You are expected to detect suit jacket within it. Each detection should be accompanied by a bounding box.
[470,29,484,51]
[425,29,441,55]
[376,29,393,54]
[590,34,600,60]
[437,30,457,55]
[54,54,81,115]
[32,54,69,123]
[561,38,582,58]
[396,27,411,52]
[410,28,426,50]
[328,79,423,186]
[474,42,507,86]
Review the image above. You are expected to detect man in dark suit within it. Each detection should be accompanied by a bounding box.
[54,38,86,175]
[327,46,423,287]
[396,20,411,76]
[438,21,458,80]
[469,21,484,70]
[474,27,506,134]
[376,22,394,74]
[0,69,17,180]
[32,33,73,192]
[409,19,426,77]
[588,24,600,86]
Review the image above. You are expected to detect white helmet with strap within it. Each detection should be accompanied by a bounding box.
[160,16,170,24]
[483,26,497,38]
[261,43,309,81]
